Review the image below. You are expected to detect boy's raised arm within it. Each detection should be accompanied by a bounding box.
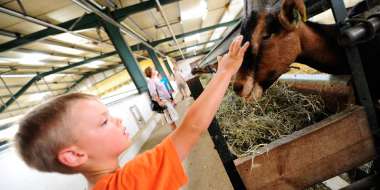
[171,35,249,160]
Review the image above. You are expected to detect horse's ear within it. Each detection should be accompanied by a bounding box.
[278,0,307,31]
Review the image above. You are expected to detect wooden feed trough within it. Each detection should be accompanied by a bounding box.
[233,76,376,190]
[187,74,377,190]
[234,105,375,190]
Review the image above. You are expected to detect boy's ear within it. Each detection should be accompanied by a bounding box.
[57,146,88,168]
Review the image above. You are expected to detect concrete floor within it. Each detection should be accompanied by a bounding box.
[139,97,234,190]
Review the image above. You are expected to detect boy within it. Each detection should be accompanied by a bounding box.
[15,36,249,190]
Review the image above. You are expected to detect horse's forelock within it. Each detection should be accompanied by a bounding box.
[251,0,281,11]
[242,0,282,76]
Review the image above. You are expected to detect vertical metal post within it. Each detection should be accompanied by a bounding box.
[147,48,173,90]
[187,76,246,190]
[147,47,166,77]
[163,58,174,76]
[328,0,380,185]
[328,0,379,136]
[102,22,148,93]
[0,95,5,107]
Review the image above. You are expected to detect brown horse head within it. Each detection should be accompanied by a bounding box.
[233,0,307,100]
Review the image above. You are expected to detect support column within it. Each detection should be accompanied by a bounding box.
[102,22,148,93]
[147,48,173,90]
[147,48,167,77]
[163,57,174,76]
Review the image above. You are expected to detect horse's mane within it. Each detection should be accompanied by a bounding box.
[304,21,340,46]
[301,0,370,61]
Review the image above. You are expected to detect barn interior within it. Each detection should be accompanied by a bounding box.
[0,0,379,189]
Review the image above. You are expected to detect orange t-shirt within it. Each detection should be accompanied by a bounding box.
[92,137,188,190]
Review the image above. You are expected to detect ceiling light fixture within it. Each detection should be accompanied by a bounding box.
[0,74,37,78]
[181,0,207,21]
[17,52,50,65]
[84,60,105,68]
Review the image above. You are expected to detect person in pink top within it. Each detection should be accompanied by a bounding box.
[145,66,178,130]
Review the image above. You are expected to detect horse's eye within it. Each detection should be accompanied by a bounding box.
[262,33,272,40]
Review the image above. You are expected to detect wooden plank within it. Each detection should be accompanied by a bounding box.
[234,106,375,190]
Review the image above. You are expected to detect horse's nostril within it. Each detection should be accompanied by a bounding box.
[233,84,243,93]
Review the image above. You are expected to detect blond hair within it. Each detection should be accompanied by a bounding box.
[15,92,96,174]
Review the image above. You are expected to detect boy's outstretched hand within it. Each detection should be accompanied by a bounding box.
[171,35,249,161]
[217,35,249,76]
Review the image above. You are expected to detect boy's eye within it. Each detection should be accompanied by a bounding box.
[101,119,108,127]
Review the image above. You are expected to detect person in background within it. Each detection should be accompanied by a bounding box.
[158,73,175,103]
[145,67,178,130]
[173,66,189,101]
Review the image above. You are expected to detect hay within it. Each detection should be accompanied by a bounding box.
[199,74,212,87]
[215,80,329,157]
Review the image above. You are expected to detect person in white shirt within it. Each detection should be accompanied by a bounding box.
[173,67,189,100]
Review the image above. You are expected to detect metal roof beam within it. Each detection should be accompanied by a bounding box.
[0,28,19,38]
[111,0,178,22]
[0,6,102,50]
[0,0,179,52]
[42,39,101,53]
[40,51,117,77]
[0,28,101,53]
[0,51,117,113]
[154,0,185,59]
[166,38,222,55]
[2,104,38,114]
[0,64,106,71]
[0,81,75,89]
[64,74,90,93]
[73,0,164,57]
[174,47,213,60]
[16,48,84,59]
[150,19,240,46]
[0,87,67,99]
[65,64,120,93]
[0,70,84,75]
